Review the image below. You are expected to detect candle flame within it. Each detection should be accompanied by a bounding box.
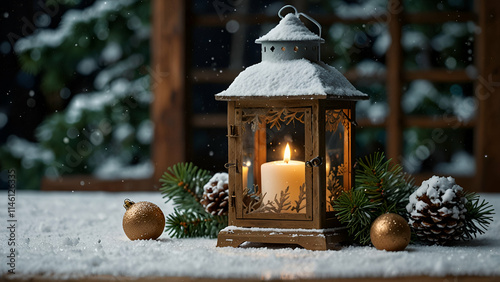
[284,143,291,164]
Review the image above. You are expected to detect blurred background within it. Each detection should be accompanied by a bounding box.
[0,0,495,191]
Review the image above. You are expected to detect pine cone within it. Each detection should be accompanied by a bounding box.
[201,173,229,216]
[406,176,467,245]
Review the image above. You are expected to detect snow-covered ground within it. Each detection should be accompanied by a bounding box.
[1,191,499,279]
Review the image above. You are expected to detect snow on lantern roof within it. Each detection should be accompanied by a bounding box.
[215,59,368,100]
[255,13,324,43]
[215,5,368,101]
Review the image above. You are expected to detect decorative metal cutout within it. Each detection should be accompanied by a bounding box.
[291,183,306,213]
[326,109,352,134]
[327,163,346,211]
[242,186,265,214]
[242,184,306,214]
[242,108,305,132]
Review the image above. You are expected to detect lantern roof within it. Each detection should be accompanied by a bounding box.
[215,5,369,101]
[255,13,324,43]
[215,59,368,100]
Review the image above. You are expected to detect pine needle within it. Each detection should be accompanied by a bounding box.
[165,209,227,239]
[159,162,212,214]
[460,191,495,241]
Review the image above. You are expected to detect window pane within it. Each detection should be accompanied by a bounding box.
[402,81,476,120]
[356,128,386,158]
[402,23,475,70]
[402,127,474,175]
[192,84,228,114]
[326,23,388,70]
[356,82,388,124]
[191,128,228,172]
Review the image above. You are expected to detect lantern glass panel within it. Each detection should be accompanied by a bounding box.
[325,109,350,211]
[239,107,311,219]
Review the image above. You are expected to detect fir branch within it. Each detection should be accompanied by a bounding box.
[159,162,212,214]
[355,152,414,216]
[460,191,495,241]
[333,189,378,245]
[165,209,227,239]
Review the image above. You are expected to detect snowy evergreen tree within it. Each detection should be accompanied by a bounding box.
[1,0,152,189]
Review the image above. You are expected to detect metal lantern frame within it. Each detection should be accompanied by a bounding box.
[214,6,368,250]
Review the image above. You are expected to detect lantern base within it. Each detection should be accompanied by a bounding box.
[216,226,348,251]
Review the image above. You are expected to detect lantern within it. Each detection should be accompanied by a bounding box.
[215,6,368,250]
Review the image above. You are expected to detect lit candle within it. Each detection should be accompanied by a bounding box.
[260,143,305,213]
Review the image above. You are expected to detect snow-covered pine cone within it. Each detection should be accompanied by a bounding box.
[406,176,468,245]
[201,173,229,216]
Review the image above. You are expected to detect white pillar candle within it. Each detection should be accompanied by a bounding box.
[260,144,305,213]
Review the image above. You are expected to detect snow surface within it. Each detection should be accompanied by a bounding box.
[1,191,499,279]
[215,59,367,99]
[256,13,323,43]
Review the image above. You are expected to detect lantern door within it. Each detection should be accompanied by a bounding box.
[323,102,355,226]
[231,105,314,226]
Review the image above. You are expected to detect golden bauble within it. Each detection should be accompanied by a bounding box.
[122,199,165,240]
[370,213,411,251]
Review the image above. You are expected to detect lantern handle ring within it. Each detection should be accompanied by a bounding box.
[278,5,298,18]
[278,5,322,39]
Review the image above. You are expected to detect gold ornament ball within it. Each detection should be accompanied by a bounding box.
[370,213,411,251]
[122,199,165,240]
